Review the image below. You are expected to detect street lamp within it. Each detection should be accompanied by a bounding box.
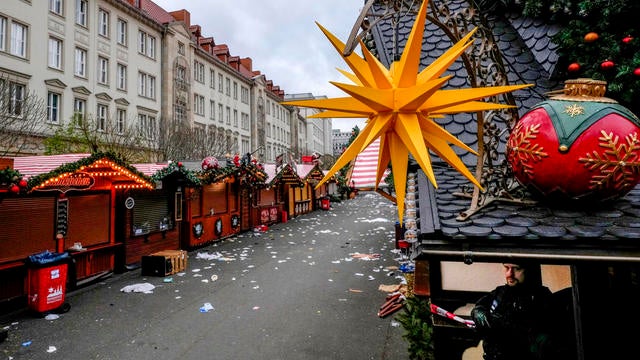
[242,145,265,165]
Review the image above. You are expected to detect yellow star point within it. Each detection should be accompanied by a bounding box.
[282,0,531,224]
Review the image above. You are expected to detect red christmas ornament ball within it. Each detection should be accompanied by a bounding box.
[507,79,640,202]
[600,60,615,70]
[567,62,581,72]
[18,179,27,188]
[634,68,640,77]
[622,36,633,44]
[9,184,20,194]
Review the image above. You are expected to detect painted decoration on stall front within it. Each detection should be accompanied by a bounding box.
[231,214,240,228]
[214,218,223,236]
[193,222,203,238]
[260,209,269,224]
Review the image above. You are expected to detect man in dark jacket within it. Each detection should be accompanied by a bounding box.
[471,263,553,360]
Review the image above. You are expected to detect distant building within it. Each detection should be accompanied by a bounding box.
[332,129,352,157]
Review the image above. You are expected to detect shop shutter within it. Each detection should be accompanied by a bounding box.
[67,193,110,247]
[0,198,55,261]
[132,192,171,235]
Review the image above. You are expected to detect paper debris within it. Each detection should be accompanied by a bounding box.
[120,283,155,294]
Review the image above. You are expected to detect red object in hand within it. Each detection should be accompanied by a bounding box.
[567,62,581,72]
[600,60,615,70]
[622,36,633,44]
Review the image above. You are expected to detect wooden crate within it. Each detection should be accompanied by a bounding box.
[141,250,187,276]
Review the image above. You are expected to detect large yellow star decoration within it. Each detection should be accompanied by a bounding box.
[282,0,531,224]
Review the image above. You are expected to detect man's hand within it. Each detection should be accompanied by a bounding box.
[471,307,491,329]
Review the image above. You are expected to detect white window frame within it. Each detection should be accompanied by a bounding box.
[48,37,63,70]
[75,0,87,27]
[73,97,86,125]
[49,0,63,16]
[0,17,6,51]
[116,108,126,134]
[218,73,223,93]
[209,100,215,120]
[210,69,215,89]
[47,91,61,123]
[117,63,127,90]
[8,82,25,116]
[226,106,231,124]
[96,103,108,131]
[98,56,109,85]
[194,94,204,116]
[218,103,223,123]
[74,47,87,77]
[98,9,109,38]
[117,18,127,46]
[10,22,27,58]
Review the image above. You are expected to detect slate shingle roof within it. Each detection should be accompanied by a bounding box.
[366,0,640,258]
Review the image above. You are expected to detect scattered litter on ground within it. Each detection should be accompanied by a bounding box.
[44,314,59,321]
[21,341,32,347]
[210,274,218,282]
[120,283,155,294]
[46,345,57,353]
[163,277,173,283]
[199,302,214,312]
[252,306,260,310]
[349,288,363,293]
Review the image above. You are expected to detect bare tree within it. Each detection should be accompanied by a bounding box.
[44,111,157,163]
[156,117,237,162]
[0,75,46,157]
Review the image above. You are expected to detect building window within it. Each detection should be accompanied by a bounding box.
[177,41,185,55]
[73,98,86,125]
[209,100,215,120]
[116,108,126,134]
[194,94,204,116]
[98,56,109,85]
[75,0,87,26]
[225,78,230,96]
[218,73,223,93]
[241,112,249,130]
[117,18,127,46]
[96,104,108,131]
[48,37,63,70]
[98,9,109,38]
[138,72,156,99]
[0,17,6,51]
[74,47,86,77]
[241,86,249,104]
[226,106,231,124]
[210,69,215,89]
[138,31,156,59]
[5,81,25,116]
[138,114,156,140]
[233,82,238,100]
[49,0,63,16]
[10,22,27,58]
[218,103,223,123]
[233,109,238,127]
[117,63,127,90]
[193,61,204,83]
[47,92,61,123]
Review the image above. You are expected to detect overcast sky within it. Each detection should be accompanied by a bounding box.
[152,0,368,132]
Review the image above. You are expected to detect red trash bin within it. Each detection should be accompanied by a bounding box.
[321,197,330,210]
[27,251,71,314]
[281,210,288,223]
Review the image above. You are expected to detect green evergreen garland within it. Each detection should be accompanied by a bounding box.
[396,295,435,360]
[498,0,640,114]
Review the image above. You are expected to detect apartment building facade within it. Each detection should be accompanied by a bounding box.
[1,0,332,163]
[0,0,163,156]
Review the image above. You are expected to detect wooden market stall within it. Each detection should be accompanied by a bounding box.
[121,161,200,268]
[184,156,266,247]
[0,153,154,309]
[258,163,304,226]
[297,163,329,211]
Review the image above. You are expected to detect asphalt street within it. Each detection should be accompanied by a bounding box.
[0,192,410,360]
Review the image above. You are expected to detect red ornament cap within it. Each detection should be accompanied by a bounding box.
[568,62,581,72]
[600,60,615,70]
